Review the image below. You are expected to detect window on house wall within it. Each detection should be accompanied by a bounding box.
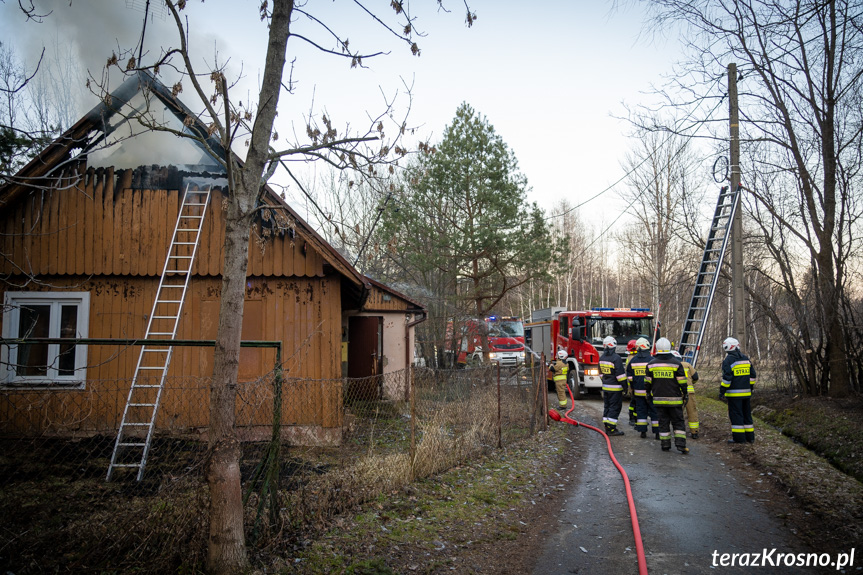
[1,292,90,386]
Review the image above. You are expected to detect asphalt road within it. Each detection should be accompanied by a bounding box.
[532,394,828,575]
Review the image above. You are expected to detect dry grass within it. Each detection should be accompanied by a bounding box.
[283,426,570,574]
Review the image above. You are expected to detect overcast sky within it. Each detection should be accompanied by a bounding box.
[2,1,698,222]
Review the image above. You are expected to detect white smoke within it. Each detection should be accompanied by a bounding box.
[0,0,262,124]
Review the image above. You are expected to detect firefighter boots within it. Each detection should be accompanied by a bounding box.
[640,430,647,438]
[661,439,671,451]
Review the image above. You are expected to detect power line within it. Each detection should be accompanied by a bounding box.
[551,89,729,254]
[548,81,727,223]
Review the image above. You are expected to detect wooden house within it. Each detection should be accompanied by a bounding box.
[0,72,424,445]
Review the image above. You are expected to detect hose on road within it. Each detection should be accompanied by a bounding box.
[548,385,648,575]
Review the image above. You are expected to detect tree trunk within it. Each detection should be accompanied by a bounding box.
[205,2,294,572]
[206,437,247,574]
[206,206,253,574]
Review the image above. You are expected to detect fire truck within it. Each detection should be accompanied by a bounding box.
[447,316,526,367]
[524,307,656,396]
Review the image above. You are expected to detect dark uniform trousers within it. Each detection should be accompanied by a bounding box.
[603,391,624,429]
[727,396,754,443]
[656,404,687,448]
[647,397,659,435]
[632,396,656,434]
[722,349,757,443]
[600,349,627,432]
[645,353,688,451]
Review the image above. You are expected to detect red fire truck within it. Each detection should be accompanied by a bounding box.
[447,316,526,367]
[525,307,656,396]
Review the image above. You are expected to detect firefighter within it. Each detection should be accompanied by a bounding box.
[625,339,638,426]
[671,350,700,439]
[548,349,570,413]
[645,337,688,453]
[720,337,757,444]
[626,337,654,438]
[599,336,626,436]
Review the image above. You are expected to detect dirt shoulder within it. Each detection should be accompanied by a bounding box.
[708,391,863,555]
[279,391,863,574]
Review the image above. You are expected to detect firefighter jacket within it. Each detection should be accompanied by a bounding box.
[626,349,653,397]
[680,359,699,393]
[549,359,568,385]
[600,348,627,392]
[645,353,687,406]
[721,350,757,398]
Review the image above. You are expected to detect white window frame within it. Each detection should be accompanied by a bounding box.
[1,292,90,387]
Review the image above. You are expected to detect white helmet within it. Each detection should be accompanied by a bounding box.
[654,337,672,353]
[670,350,682,359]
[723,337,740,352]
[635,337,650,350]
[603,336,617,349]
[557,349,567,360]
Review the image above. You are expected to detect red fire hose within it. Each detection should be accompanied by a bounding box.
[548,385,649,575]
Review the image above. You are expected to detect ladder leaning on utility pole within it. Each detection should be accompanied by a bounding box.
[107,184,212,481]
[677,185,741,368]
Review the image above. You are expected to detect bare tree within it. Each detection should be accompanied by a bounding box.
[545,199,602,310]
[617,126,705,340]
[0,41,53,183]
[294,165,398,276]
[640,0,863,396]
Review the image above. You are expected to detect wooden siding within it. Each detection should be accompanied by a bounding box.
[0,166,323,279]
[362,284,422,313]
[0,275,343,432]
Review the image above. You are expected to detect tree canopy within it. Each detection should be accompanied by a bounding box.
[381,103,551,361]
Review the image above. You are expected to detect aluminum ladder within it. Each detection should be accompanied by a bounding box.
[677,185,740,367]
[107,184,211,481]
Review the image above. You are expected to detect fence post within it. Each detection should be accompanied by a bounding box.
[530,356,543,435]
[541,352,548,431]
[409,367,416,481]
[497,362,502,449]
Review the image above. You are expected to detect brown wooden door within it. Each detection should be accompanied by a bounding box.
[347,316,382,401]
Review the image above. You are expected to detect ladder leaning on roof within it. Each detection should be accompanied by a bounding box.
[107,184,212,482]
[677,185,741,368]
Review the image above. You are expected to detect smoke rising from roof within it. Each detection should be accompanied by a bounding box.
[1,0,248,122]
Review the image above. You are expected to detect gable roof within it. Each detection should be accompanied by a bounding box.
[0,71,369,299]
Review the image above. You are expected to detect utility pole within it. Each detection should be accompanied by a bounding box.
[728,63,746,345]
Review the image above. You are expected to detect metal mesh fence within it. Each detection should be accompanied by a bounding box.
[0,363,547,574]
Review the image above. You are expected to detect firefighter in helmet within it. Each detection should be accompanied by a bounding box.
[671,350,700,439]
[626,337,655,438]
[625,339,638,426]
[549,349,570,413]
[720,337,757,444]
[645,337,689,453]
[600,336,626,436]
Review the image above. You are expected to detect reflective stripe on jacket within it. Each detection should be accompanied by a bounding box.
[626,349,652,395]
[600,349,627,392]
[645,354,687,405]
[721,350,756,397]
[550,359,568,383]
[681,359,698,393]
